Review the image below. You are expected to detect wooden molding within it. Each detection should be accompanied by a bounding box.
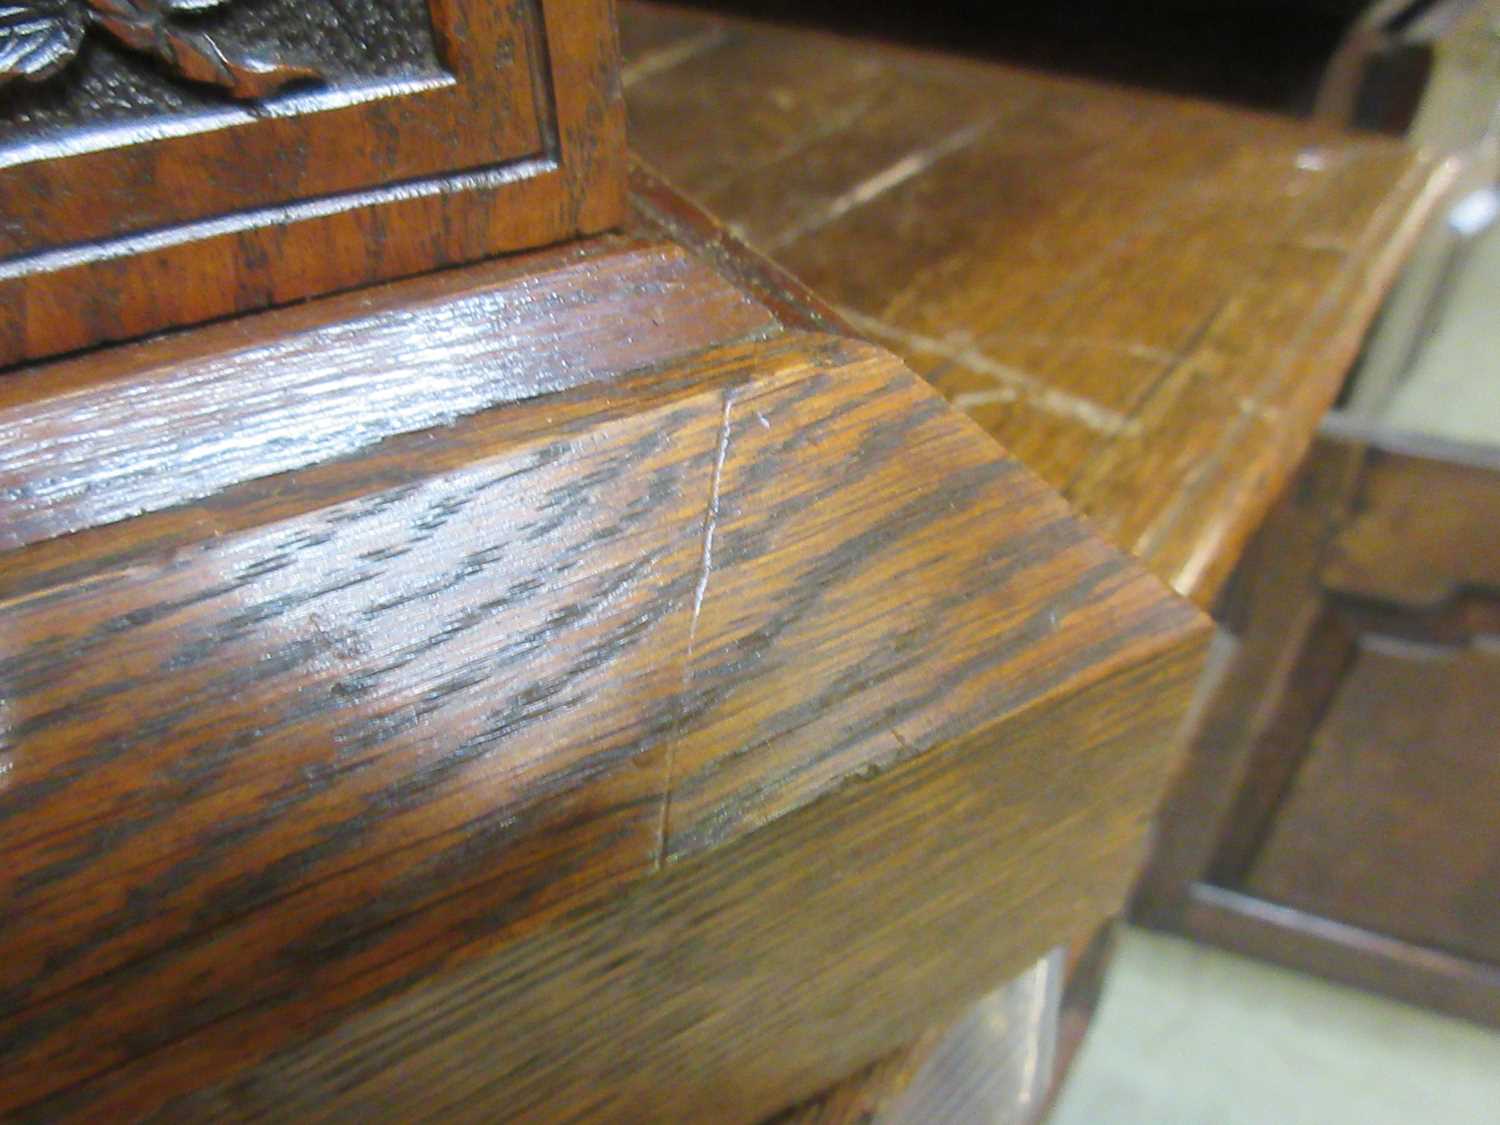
[0,0,626,366]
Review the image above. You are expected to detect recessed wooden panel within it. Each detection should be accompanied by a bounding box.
[0,0,626,365]
[1137,424,1500,1028]
[1321,434,1500,608]
[1248,641,1500,967]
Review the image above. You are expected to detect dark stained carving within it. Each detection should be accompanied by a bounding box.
[1,1,442,144]
[0,0,322,99]
[0,3,84,84]
[0,0,622,369]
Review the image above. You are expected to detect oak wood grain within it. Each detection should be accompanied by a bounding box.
[0,203,1209,1118]
[620,2,1455,607]
[0,238,775,551]
[139,638,1206,1125]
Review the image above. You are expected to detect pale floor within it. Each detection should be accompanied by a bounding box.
[1049,927,1500,1125]
[1384,191,1500,444]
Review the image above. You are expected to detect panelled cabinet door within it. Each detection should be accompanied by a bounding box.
[0,0,625,365]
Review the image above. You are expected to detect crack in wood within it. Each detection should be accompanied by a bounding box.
[655,388,734,871]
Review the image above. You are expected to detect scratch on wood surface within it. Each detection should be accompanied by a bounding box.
[657,391,734,870]
[695,81,887,199]
[888,724,915,758]
[949,387,1020,409]
[622,26,731,88]
[766,120,994,251]
[979,330,1177,364]
[841,309,1140,437]
[1238,396,1283,424]
[690,393,734,664]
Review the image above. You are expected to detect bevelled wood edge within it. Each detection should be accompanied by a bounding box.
[1139,150,1461,606]
[0,238,776,552]
[0,159,874,555]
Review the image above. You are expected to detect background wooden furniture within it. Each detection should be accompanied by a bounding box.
[1334,0,1500,418]
[1136,0,1500,1032]
[621,2,1453,612]
[1135,419,1500,1027]
[0,0,1211,1113]
[618,4,1457,1114]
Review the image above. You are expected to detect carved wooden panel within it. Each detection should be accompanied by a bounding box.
[0,0,625,365]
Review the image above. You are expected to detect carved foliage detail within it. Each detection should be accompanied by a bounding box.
[0,0,323,99]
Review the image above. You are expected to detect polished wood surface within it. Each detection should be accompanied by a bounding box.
[1137,419,1500,1027]
[620,1,1456,607]
[0,237,773,551]
[0,0,625,366]
[0,167,1208,1119]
